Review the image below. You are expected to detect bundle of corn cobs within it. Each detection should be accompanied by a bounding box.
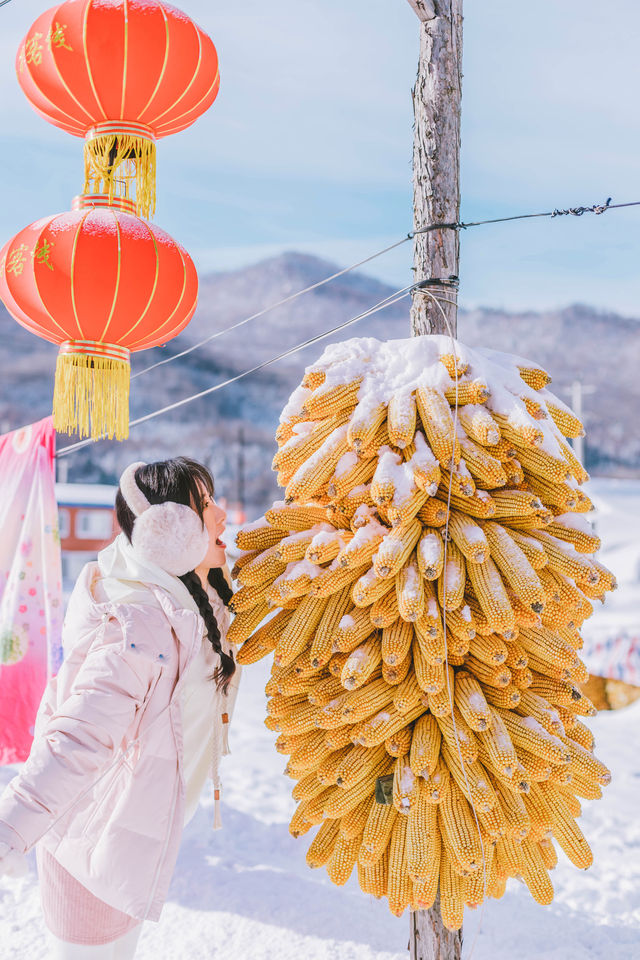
[228,335,613,927]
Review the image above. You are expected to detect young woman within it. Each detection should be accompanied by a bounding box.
[0,457,239,959]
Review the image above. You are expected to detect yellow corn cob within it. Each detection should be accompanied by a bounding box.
[502,456,525,486]
[325,724,358,750]
[445,378,490,406]
[381,618,414,665]
[447,510,489,562]
[417,499,449,527]
[341,635,383,690]
[335,521,385,569]
[528,675,597,716]
[436,541,466,611]
[438,845,465,930]
[413,642,445,693]
[496,708,571,765]
[439,780,484,872]
[323,753,393,818]
[311,585,356,668]
[476,707,518,777]
[408,784,439,895]
[558,437,589,484]
[423,754,451,804]
[292,768,332,803]
[416,530,445,580]
[413,611,445,666]
[530,530,599,586]
[229,580,271,615]
[392,672,428,716]
[306,818,341,868]
[273,594,329,667]
[444,605,475,644]
[415,386,461,466]
[238,545,288,588]
[267,691,308,720]
[236,614,286,665]
[469,633,508,666]
[387,487,428,528]
[273,410,352,475]
[436,708,478,766]
[454,671,492,731]
[286,729,333,775]
[347,401,388,454]
[563,736,611,786]
[328,454,377,500]
[226,600,269,647]
[274,700,323,735]
[351,702,425,748]
[427,663,455,717]
[326,832,361,886]
[308,674,348,707]
[536,836,558,870]
[518,748,552,782]
[544,519,600,554]
[369,589,400,628]
[490,775,530,840]
[545,400,584,439]
[439,353,468,378]
[459,432,508,488]
[329,486,375,525]
[540,783,593,868]
[565,719,594,753]
[310,559,371,599]
[517,364,552,390]
[386,389,417,448]
[518,625,580,670]
[284,424,350,503]
[524,473,581,512]
[340,678,393,726]
[288,801,315,838]
[491,410,543,448]
[301,368,326,390]
[235,523,284,554]
[435,487,497,519]
[382,653,412,686]
[466,655,511,689]
[385,723,414,758]
[520,838,555,905]
[305,527,352,564]
[514,690,565,737]
[476,799,507,841]
[300,378,362,420]
[483,520,545,614]
[466,557,516,636]
[480,682,522,709]
[509,441,570,484]
[506,528,548,569]
[409,714,441,778]
[490,489,544,520]
[393,756,419,813]
[373,519,422,579]
[387,814,415,916]
[352,566,394,608]
[358,848,389,898]
[317,746,353,787]
[339,796,372,840]
[327,651,351,679]
[395,559,425,622]
[331,607,376,653]
[231,549,260,580]
[405,432,442,495]
[358,797,397,866]
[458,403,501,446]
[521,394,547,420]
[276,727,318,756]
[265,502,333,532]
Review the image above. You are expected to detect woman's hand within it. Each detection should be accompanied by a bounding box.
[0,841,27,879]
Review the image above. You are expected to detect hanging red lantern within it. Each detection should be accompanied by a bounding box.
[17,0,220,218]
[0,196,198,441]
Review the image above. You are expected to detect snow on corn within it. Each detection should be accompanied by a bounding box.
[229,334,614,927]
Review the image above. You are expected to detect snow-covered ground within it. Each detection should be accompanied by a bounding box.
[0,478,638,959]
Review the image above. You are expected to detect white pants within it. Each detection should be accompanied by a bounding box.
[49,924,143,959]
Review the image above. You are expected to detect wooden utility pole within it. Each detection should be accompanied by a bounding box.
[406,2,464,960]
[408,0,463,339]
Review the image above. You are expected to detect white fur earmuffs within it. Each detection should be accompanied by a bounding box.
[119,461,209,577]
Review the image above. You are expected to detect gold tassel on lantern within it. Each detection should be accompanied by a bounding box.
[53,341,131,441]
[83,122,157,219]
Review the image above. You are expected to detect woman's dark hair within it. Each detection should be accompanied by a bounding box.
[115,457,235,692]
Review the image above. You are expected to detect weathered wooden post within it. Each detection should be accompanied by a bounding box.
[406,2,464,958]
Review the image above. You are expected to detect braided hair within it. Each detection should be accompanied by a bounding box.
[115,457,236,693]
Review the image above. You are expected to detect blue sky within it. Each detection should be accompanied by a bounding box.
[0,0,638,315]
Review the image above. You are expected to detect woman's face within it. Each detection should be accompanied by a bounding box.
[195,485,227,569]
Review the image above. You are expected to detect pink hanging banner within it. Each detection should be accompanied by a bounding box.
[0,417,63,764]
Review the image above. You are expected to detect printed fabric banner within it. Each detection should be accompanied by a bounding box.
[0,417,63,763]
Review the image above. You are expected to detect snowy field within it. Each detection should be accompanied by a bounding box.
[0,478,638,959]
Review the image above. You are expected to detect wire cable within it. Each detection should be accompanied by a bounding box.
[56,282,416,457]
[130,194,627,381]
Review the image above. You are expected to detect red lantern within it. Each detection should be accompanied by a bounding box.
[17,0,220,218]
[0,196,198,440]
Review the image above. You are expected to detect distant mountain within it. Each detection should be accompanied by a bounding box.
[1,251,638,512]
